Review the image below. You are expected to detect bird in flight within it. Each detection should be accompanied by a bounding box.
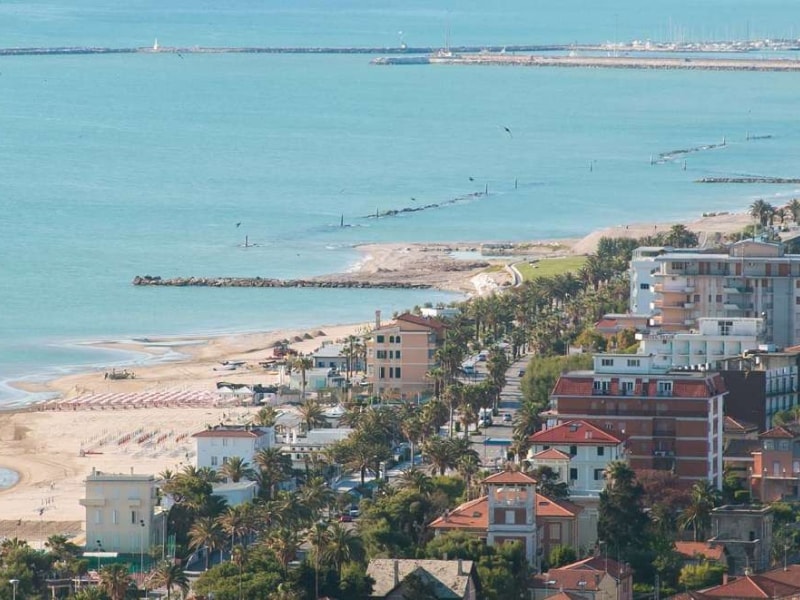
[411,197,416,202]
[468,177,474,182]
[503,126,513,138]
[235,222,242,228]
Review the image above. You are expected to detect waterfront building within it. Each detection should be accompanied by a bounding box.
[192,424,275,477]
[366,312,447,400]
[80,468,164,555]
[633,240,800,348]
[547,354,726,488]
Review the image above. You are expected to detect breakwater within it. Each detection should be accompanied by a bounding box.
[696,177,800,184]
[414,54,800,72]
[132,275,431,289]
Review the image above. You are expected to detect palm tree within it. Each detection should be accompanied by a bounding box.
[264,527,301,569]
[149,561,189,600]
[398,468,434,495]
[219,456,256,483]
[323,522,364,579]
[299,476,336,515]
[98,564,131,600]
[789,198,800,223]
[252,406,278,427]
[680,480,721,541]
[188,516,224,570]
[218,505,252,552]
[750,198,774,228]
[291,355,314,399]
[254,447,293,501]
[73,587,106,600]
[298,398,326,432]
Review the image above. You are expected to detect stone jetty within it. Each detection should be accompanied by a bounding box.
[132,275,431,289]
[696,177,800,184]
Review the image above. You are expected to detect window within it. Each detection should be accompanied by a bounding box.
[131,511,137,524]
[620,380,634,395]
[505,510,516,525]
[597,446,605,456]
[627,359,640,367]
[593,379,610,394]
[394,336,402,344]
[94,510,102,525]
[569,445,577,456]
[390,367,402,379]
[657,381,673,396]
[718,320,733,336]
[569,468,578,481]
[222,456,229,465]
[594,469,605,481]
[379,367,385,379]
[671,262,685,270]
[376,335,385,343]
[376,350,387,359]
[694,294,700,302]
[112,509,118,525]
[716,294,723,303]
[601,358,614,367]
[222,438,229,447]
[639,283,650,290]
[211,456,218,466]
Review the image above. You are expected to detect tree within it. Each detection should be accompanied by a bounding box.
[189,516,225,570]
[323,522,364,580]
[548,545,577,568]
[219,455,256,483]
[664,224,699,248]
[298,398,326,432]
[264,528,300,569]
[597,461,649,561]
[291,355,315,400]
[750,199,775,228]
[678,562,726,590]
[252,406,278,427]
[98,564,131,600]
[680,480,721,542]
[149,561,189,600]
[532,466,569,500]
[254,447,293,501]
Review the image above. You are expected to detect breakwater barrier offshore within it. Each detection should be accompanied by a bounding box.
[696,177,800,184]
[132,275,432,290]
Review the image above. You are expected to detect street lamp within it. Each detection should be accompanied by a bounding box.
[139,519,146,574]
[9,579,19,600]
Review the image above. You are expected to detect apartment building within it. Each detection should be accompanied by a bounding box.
[632,240,800,347]
[750,424,800,502]
[193,424,275,476]
[80,469,164,555]
[366,312,446,400]
[547,354,726,488]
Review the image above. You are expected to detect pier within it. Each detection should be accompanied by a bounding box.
[132,275,432,290]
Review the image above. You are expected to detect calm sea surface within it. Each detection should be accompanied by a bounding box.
[1,0,799,406]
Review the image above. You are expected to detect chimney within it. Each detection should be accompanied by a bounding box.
[375,310,382,330]
[393,559,400,587]
[723,573,729,585]
[458,558,464,576]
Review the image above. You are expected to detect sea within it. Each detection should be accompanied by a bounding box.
[1,0,800,408]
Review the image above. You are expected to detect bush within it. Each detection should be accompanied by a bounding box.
[734,490,751,504]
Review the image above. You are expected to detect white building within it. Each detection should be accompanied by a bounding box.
[80,469,164,555]
[635,317,763,371]
[193,424,274,476]
[281,428,353,472]
[526,420,626,549]
[212,481,258,507]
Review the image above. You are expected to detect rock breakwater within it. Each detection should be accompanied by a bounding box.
[132,275,432,289]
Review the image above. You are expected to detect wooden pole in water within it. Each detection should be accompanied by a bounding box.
[514,178,518,189]
[245,235,249,248]
[485,183,488,195]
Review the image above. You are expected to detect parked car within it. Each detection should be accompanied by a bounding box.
[503,413,512,423]
[349,507,361,518]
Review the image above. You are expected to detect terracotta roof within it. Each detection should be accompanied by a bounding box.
[674,541,726,562]
[529,420,624,445]
[760,426,798,440]
[482,471,538,485]
[429,493,580,531]
[700,575,800,599]
[557,556,628,579]
[366,558,473,598]
[531,448,571,461]
[534,570,608,592]
[759,565,800,588]
[725,416,758,434]
[548,592,589,600]
[395,313,447,332]
[552,372,726,399]
[192,426,269,438]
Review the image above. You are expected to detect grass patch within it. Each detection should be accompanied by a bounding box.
[516,256,587,280]
[482,264,506,273]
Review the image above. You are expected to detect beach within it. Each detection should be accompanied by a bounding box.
[0,210,755,542]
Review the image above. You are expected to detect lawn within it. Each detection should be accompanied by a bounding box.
[515,256,587,281]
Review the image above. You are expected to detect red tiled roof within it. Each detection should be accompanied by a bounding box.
[482,471,538,485]
[548,592,589,600]
[535,570,607,592]
[529,420,624,445]
[395,313,446,332]
[192,427,268,438]
[429,492,579,531]
[557,556,627,579]
[552,372,727,399]
[701,575,800,599]
[531,448,571,461]
[674,541,725,562]
[759,565,800,588]
[760,426,796,440]
[725,416,757,434]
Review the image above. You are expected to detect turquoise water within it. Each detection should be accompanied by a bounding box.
[1,1,799,405]
[0,467,20,490]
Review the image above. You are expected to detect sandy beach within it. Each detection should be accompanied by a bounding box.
[0,209,755,543]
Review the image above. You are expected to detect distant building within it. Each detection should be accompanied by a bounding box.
[280,428,353,473]
[310,341,364,373]
[211,481,258,507]
[708,505,773,574]
[80,468,164,555]
[669,565,800,600]
[547,354,726,488]
[532,556,633,600]
[526,419,626,549]
[633,240,800,347]
[674,541,728,571]
[750,425,800,502]
[366,312,447,400]
[366,558,477,599]
[192,424,274,476]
